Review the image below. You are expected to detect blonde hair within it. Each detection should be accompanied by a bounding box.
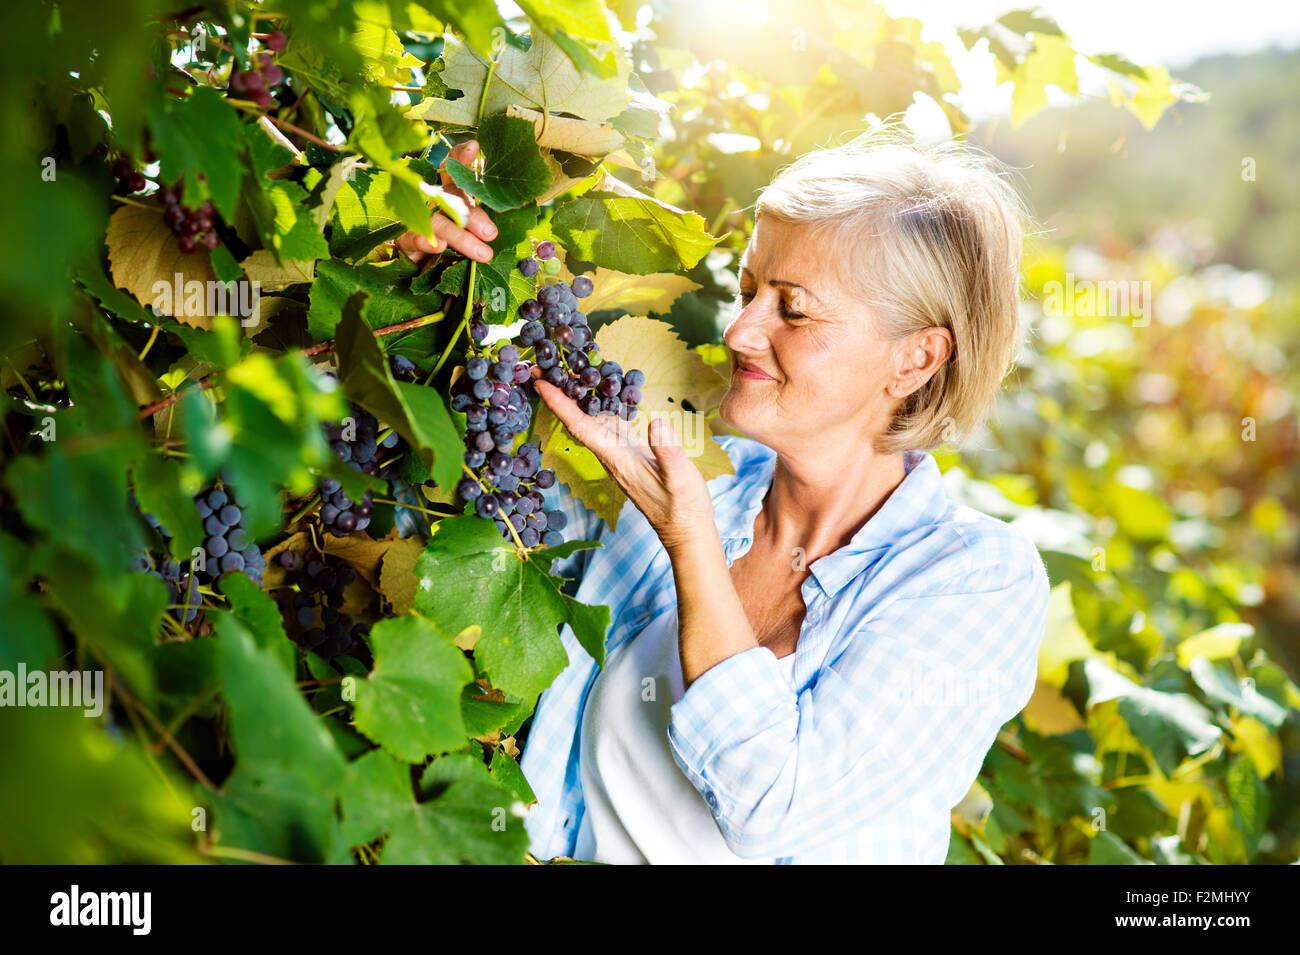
[754,122,1035,454]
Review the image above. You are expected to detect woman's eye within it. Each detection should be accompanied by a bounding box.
[738,290,755,304]
[780,302,808,320]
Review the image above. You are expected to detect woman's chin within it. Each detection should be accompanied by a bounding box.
[718,390,769,440]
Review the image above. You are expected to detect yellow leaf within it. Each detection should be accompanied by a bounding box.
[1125,64,1179,131]
[534,150,588,206]
[506,104,624,157]
[1010,78,1048,128]
[1230,715,1281,779]
[1038,582,1093,685]
[260,530,313,591]
[240,250,316,291]
[106,205,218,329]
[378,536,425,615]
[1021,678,1086,735]
[576,268,700,316]
[321,528,397,589]
[1176,622,1253,668]
[538,315,734,529]
[1023,33,1078,95]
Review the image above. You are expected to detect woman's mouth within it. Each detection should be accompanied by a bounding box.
[736,362,775,381]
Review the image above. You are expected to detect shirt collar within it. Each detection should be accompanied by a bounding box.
[715,447,951,599]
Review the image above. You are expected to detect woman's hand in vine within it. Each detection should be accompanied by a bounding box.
[531,370,716,552]
[393,139,497,265]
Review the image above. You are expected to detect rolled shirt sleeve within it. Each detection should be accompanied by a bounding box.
[667,527,1051,859]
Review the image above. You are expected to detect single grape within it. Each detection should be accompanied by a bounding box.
[572,274,594,297]
[335,511,358,533]
[476,494,499,518]
[466,356,489,380]
[535,240,556,261]
[624,369,646,389]
[519,257,540,277]
[541,257,562,275]
[279,550,300,570]
[265,30,287,51]
[457,477,482,501]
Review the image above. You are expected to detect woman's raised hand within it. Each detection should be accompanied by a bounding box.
[531,370,716,551]
[393,139,498,265]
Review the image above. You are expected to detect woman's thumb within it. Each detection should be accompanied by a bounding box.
[648,416,689,481]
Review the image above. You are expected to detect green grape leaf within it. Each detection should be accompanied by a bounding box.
[333,296,463,490]
[328,168,409,260]
[445,113,552,211]
[413,516,612,701]
[550,191,720,274]
[407,30,629,126]
[461,683,531,739]
[340,749,528,863]
[489,746,537,804]
[1226,755,1269,861]
[1084,658,1223,775]
[1189,656,1287,728]
[148,86,246,221]
[307,258,442,341]
[219,572,294,675]
[352,615,475,763]
[1089,830,1151,864]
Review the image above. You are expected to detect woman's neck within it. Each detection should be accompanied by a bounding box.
[754,441,908,564]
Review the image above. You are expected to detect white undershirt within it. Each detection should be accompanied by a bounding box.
[574,605,797,864]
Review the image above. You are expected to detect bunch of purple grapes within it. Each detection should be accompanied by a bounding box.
[449,343,566,548]
[111,157,147,194]
[318,404,397,537]
[128,483,264,624]
[133,550,204,623]
[195,486,267,586]
[518,243,645,421]
[278,550,367,659]
[229,45,285,109]
[159,181,221,254]
[448,240,643,549]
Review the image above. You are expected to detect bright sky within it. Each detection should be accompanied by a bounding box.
[883,0,1300,130]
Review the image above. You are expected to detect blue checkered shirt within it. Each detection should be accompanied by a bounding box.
[520,435,1051,863]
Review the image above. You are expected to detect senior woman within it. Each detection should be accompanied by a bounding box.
[401,130,1051,864]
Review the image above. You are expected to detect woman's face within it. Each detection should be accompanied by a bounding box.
[719,216,906,453]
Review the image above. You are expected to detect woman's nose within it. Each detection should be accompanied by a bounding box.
[723,301,770,354]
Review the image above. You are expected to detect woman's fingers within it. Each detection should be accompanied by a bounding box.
[433,213,495,263]
[439,140,498,245]
[392,138,498,264]
[394,229,446,260]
